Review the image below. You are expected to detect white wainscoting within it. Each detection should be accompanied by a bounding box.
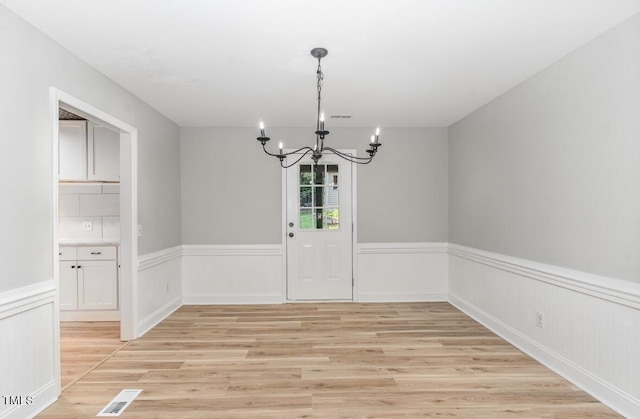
[0,281,59,419]
[448,244,640,418]
[136,246,183,337]
[182,245,284,304]
[356,243,449,302]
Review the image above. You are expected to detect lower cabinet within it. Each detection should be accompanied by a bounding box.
[59,245,119,316]
[60,260,79,310]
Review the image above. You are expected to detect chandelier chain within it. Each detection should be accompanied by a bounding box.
[317,60,323,100]
[316,59,324,136]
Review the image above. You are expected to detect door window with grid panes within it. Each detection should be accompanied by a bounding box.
[299,164,340,230]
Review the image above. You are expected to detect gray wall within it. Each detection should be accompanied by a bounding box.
[181,127,448,244]
[0,5,181,292]
[449,13,640,283]
[137,121,182,254]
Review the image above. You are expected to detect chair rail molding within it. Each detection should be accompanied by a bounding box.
[448,243,640,309]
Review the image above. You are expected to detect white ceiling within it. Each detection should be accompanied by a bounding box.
[3,0,640,127]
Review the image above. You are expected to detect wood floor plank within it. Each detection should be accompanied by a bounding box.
[41,302,621,418]
[57,321,124,390]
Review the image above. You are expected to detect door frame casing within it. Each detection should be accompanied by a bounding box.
[50,88,138,394]
[281,149,358,302]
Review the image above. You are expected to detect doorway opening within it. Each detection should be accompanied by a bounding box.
[51,88,137,395]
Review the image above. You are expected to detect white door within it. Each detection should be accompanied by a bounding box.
[286,153,353,300]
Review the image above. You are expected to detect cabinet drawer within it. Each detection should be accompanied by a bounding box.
[77,246,117,260]
[59,246,77,261]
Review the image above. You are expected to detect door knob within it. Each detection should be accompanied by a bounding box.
[288,232,294,238]
[289,222,294,227]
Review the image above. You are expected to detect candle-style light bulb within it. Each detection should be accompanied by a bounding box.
[259,120,266,137]
[279,142,283,154]
[370,135,375,144]
[319,112,325,131]
[375,127,380,143]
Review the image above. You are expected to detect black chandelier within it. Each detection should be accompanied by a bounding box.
[257,48,382,168]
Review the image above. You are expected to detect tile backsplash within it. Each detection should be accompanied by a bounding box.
[59,183,120,241]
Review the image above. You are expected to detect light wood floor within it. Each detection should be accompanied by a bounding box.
[58,321,125,391]
[41,303,620,418]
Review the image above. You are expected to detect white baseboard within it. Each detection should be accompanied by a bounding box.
[60,309,120,321]
[358,291,448,302]
[449,244,640,418]
[183,293,283,305]
[136,295,182,337]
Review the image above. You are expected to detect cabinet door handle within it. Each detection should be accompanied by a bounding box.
[71,265,76,269]
[77,265,82,269]
[90,252,102,255]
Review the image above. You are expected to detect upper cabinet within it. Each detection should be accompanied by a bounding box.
[59,120,88,180]
[59,120,120,182]
[89,124,120,181]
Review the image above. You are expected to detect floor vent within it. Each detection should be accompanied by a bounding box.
[97,389,142,416]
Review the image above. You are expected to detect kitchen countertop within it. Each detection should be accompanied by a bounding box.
[59,239,120,246]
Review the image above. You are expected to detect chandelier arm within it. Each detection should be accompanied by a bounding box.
[260,143,280,157]
[323,147,375,163]
[262,143,313,158]
[325,151,373,165]
[281,146,315,157]
[323,146,368,160]
[280,149,314,168]
[345,156,374,165]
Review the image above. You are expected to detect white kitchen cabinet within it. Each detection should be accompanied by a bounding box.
[78,260,119,310]
[59,245,119,313]
[88,123,120,181]
[59,260,79,310]
[58,120,119,181]
[59,120,88,181]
